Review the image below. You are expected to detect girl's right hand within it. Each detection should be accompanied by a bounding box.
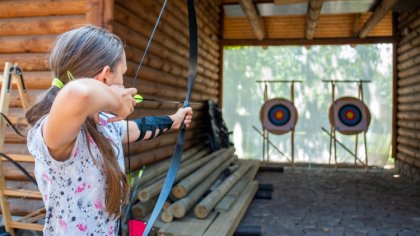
[107,85,137,122]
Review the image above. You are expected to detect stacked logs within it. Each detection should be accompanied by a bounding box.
[396,9,420,169]
[127,144,260,228]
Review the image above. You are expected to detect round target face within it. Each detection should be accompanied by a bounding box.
[268,105,291,126]
[338,104,362,127]
[260,98,298,135]
[329,97,371,135]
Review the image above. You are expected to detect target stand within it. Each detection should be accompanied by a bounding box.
[256,80,302,165]
[323,80,371,169]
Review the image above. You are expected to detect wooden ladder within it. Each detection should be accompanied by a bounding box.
[0,62,44,235]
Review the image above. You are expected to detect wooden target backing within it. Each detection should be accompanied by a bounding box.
[329,96,371,135]
[260,98,298,135]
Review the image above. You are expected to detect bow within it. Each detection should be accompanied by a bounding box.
[124,0,198,235]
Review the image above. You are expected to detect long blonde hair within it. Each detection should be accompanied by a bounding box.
[26,25,129,217]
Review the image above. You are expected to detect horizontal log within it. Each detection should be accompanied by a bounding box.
[397,143,420,159]
[0,0,86,18]
[397,120,420,130]
[0,15,86,36]
[398,27,420,55]
[398,45,420,64]
[0,71,52,90]
[397,127,420,140]
[124,45,218,88]
[397,102,420,112]
[398,64,420,78]
[399,27,420,47]
[136,0,220,60]
[0,53,49,71]
[114,5,189,58]
[396,152,420,168]
[398,53,420,71]
[397,112,420,121]
[165,0,220,52]
[398,73,420,87]
[397,136,420,149]
[132,198,157,219]
[0,35,55,53]
[397,94,420,103]
[398,9,420,31]
[397,83,420,95]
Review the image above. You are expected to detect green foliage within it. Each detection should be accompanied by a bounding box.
[222,44,392,166]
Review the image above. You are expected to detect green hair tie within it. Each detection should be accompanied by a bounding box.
[67,70,75,81]
[52,78,64,89]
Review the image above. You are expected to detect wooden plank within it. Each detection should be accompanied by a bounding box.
[156,212,218,236]
[202,181,258,236]
[0,35,56,53]
[2,189,41,199]
[9,222,43,231]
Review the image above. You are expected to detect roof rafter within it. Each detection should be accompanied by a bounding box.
[305,0,323,40]
[358,0,399,38]
[238,0,266,40]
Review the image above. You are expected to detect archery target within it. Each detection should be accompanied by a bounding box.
[329,96,371,135]
[260,98,298,135]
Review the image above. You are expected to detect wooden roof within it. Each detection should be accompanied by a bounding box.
[220,0,420,45]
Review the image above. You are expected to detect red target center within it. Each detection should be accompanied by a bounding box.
[345,110,355,120]
[274,111,284,120]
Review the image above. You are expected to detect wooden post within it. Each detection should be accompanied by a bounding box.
[291,82,295,166]
[0,62,14,235]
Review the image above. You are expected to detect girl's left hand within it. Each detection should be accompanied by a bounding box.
[170,107,193,129]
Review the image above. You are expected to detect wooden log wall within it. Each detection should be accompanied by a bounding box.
[0,0,222,215]
[114,0,221,170]
[396,8,420,183]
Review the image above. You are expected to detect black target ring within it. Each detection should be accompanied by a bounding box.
[338,104,362,127]
[268,105,291,126]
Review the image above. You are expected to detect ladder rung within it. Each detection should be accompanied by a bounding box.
[2,189,41,199]
[9,221,43,231]
[1,154,34,162]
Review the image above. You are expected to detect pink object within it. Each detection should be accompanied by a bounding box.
[128,220,146,236]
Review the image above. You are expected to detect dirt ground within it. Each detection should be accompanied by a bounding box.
[239,167,420,236]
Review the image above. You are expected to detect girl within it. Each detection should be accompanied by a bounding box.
[25,25,193,235]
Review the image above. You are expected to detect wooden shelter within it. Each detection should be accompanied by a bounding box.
[0,0,420,234]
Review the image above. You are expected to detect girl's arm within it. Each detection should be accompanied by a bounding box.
[122,107,193,143]
[43,79,137,161]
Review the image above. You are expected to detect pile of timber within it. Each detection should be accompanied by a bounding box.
[126,144,260,236]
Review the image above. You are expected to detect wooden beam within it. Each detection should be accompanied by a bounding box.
[238,0,265,40]
[305,0,323,40]
[220,36,397,46]
[358,0,399,38]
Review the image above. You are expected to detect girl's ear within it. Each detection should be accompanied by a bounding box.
[96,66,111,84]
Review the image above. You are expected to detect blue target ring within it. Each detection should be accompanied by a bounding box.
[338,104,362,127]
[268,105,291,126]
